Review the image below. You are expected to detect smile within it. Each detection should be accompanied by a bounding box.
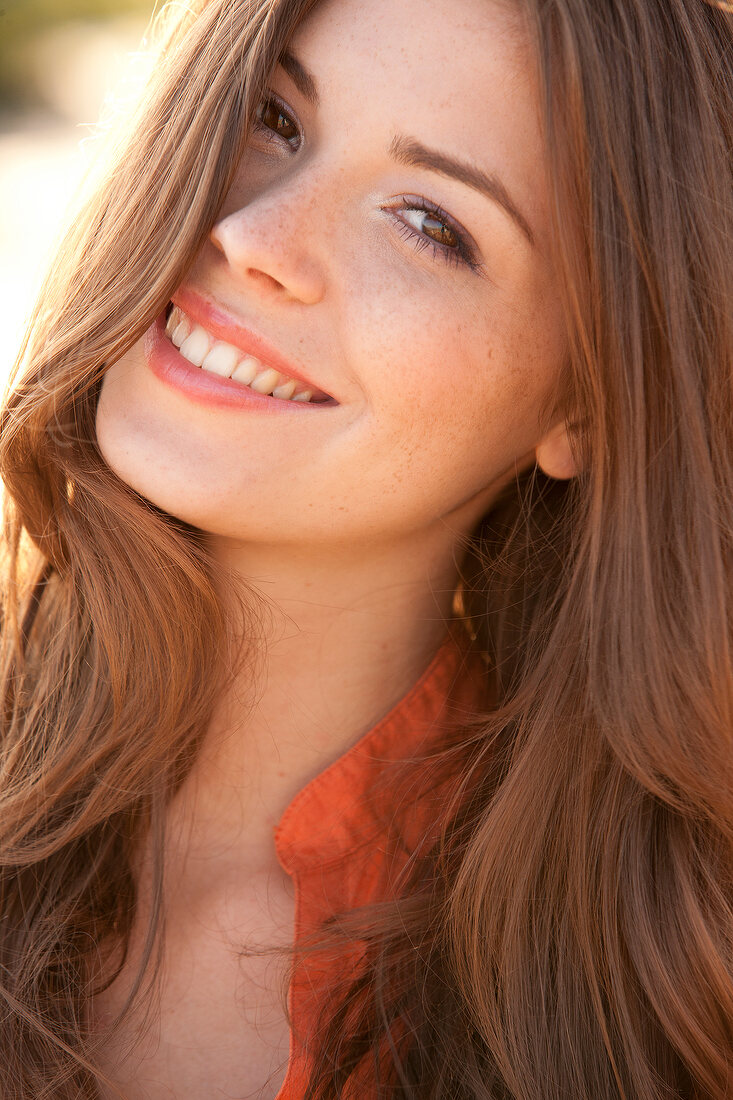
[165,305,328,404]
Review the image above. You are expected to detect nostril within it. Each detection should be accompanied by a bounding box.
[247,268,287,293]
[209,221,227,255]
[208,214,326,305]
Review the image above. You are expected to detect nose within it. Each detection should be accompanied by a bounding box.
[209,171,329,306]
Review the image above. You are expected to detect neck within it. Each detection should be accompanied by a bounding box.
[166,529,467,875]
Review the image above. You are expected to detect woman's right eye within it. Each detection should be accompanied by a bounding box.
[253,94,301,149]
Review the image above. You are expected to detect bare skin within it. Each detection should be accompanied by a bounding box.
[92,0,577,1093]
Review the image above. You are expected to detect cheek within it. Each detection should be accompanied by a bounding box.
[343,274,562,491]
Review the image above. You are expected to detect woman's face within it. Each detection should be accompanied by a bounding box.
[96,0,571,554]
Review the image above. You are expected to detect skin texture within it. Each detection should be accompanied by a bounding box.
[91,0,578,1095]
[97,0,574,560]
[95,0,577,794]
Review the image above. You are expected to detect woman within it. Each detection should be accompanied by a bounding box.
[0,0,731,1095]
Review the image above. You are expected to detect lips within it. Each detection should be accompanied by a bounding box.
[165,305,328,404]
[171,287,334,403]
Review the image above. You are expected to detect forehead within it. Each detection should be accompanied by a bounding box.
[292,0,530,81]
[289,0,547,246]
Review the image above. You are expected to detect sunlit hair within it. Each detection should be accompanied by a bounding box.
[0,0,731,1096]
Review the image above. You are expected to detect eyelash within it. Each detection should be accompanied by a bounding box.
[253,91,302,148]
[252,92,481,273]
[388,196,478,270]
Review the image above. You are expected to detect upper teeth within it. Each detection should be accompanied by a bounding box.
[165,306,316,403]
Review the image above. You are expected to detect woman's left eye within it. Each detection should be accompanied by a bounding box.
[388,196,481,272]
[253,93,301,148]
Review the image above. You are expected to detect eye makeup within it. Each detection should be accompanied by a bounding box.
[385,194,481,270]
[253,92,302,148]
[251,91,484,274]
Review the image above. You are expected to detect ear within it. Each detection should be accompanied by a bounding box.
[534,421,580,480]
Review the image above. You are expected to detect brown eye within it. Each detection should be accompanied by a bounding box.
[255,96,300,146]
[420,214,460,250]
[386,195,480,271]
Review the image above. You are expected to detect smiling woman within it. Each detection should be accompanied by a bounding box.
[95,0,571,553]
[0,0,731,1098]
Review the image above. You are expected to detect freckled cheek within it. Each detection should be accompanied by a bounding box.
[404,344,553,474]
[344,260,559,434]
[386,319,508,424]
[352,298,477,408]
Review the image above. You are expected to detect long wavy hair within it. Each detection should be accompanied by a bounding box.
[0,0,731,1096]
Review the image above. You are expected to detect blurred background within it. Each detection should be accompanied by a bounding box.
[0,0,156,379]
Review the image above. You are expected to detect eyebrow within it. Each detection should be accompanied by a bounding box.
[388,136,535,248]
[277,47,536,248]
[279,48,320,108]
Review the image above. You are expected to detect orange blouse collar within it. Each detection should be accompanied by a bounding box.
[273,619,489,874]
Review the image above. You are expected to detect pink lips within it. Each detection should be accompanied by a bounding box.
[143,290,338,413]
[172,287,333,402]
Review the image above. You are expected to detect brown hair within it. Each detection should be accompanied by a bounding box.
[0,0,731,1096]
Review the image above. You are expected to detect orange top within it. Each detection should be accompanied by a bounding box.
[273,620,490,1097]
